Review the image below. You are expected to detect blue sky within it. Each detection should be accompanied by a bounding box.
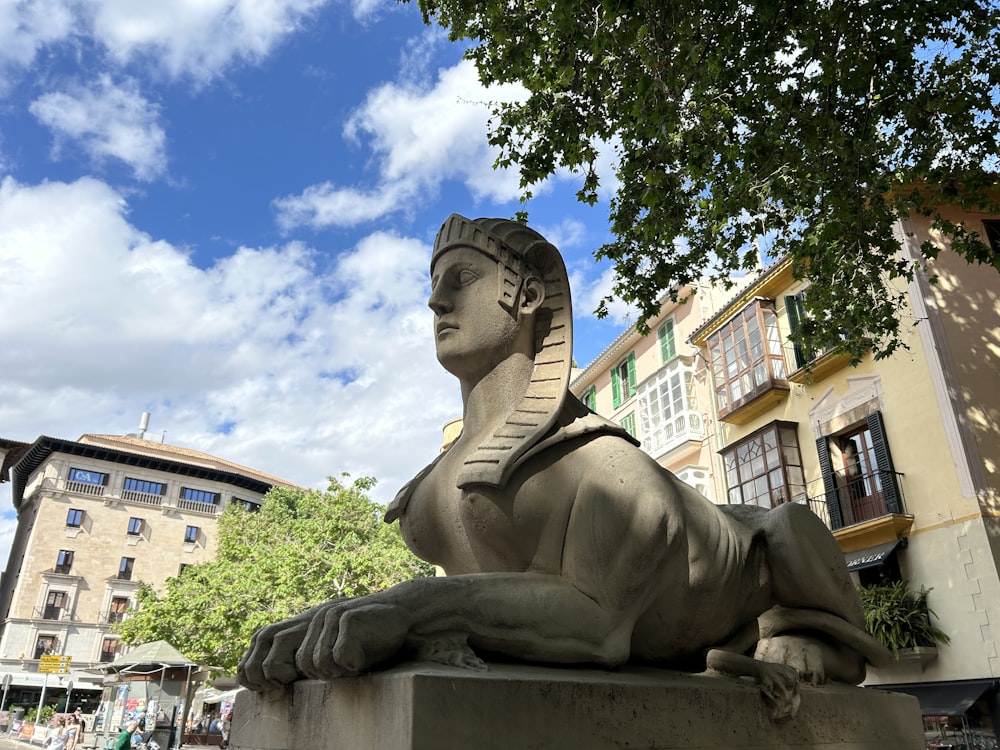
[0,0,638,565]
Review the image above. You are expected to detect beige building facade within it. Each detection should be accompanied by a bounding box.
[0,425,289,709]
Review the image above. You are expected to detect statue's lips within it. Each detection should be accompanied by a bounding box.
[436,322,459,335]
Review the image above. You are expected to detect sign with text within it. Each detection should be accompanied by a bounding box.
[38,655,72,673]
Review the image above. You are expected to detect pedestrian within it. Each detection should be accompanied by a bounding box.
[219,710,232,749]
[43,716,73,750]
[73,708,86,741]
[114,721,139,750]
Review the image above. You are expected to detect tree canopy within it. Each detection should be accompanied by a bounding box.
[115,476,433,672]
[414,0,1000,361]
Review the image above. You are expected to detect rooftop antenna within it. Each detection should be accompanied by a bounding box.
[159,431,166,444]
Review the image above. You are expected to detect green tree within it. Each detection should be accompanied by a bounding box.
[115,476,433,672]
[414,0,1000,361]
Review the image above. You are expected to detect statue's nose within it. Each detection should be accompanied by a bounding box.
[428,287,452,315]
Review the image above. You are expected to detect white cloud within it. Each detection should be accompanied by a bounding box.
[0,0,76,84]
[29,76,168,181]
[0,175,460,517]
[1,0,330,85]
[274,59,528,230]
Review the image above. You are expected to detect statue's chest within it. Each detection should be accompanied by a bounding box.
[400,451,569,574]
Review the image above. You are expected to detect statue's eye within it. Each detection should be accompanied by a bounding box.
[458,269,480,286]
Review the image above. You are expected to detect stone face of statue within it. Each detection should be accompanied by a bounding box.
[428,246,536,383]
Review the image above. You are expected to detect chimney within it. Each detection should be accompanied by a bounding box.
[137,412,151,440]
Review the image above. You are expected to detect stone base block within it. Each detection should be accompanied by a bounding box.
[231,662,924,750]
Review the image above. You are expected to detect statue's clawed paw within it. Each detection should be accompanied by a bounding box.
[755,635,826,686]
[756,661,801,721]
[414,636,488,672]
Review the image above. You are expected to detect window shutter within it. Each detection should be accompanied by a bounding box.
[816,436,844,529]
[627,352,637,396]
[867,411,902,514]
[784,295,806,369]
[659,320,676,363]
[611,368,622,409]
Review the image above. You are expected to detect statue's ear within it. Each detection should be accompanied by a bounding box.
[520,276,545,315]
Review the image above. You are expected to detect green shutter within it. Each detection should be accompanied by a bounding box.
[659,320,676,363]
[784,295,807,369]
[611,367,622,408]
[816,436,844,530]
[867,411,902,514]
[621,412,636,438]
[584,387,597,412]
[627,351,637,396]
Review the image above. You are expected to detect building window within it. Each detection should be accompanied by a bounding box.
[54,550,74,575]
[43,591,68,620]
[619,412,637,439]
[184,526,199,544]
[658,318,676,363]
[100,638,120,663]
[983,219,1000,252]
[816,411,903,529]
[68,468,107,485]
[581,386,597,412]
[118,557,135,581]
[234,498,261,513]
[123,477,165,496]
[675,466,711,500]
[721,422,805,508]
[66,508,84,527]
[180,487,220,505]
[67,468,107,496]
[611,352,637,409]
[34,635,57,659]
[637,358,701,458]
[126,517,144,536]
[107,596,129,624]
[707,300,788,417]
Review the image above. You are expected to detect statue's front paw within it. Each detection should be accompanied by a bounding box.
[414,636,488,671]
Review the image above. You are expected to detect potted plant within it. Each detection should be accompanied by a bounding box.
[858,580,950,659]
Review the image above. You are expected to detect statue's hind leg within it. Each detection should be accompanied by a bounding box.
[756,502,890,684]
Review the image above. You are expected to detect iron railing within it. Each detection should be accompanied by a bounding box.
[798,469,906,531]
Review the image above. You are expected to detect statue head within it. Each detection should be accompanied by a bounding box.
[429,214,574,489]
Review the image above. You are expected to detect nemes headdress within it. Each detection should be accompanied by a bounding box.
[432,214,573,489]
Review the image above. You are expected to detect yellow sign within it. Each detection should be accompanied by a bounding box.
[38,655,72,674]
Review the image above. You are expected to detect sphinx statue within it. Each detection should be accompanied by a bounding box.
[237,214,889,719]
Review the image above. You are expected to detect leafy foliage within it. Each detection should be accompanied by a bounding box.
[858,580,950,656]
[115,476,433,672]
[413,0,1000,361]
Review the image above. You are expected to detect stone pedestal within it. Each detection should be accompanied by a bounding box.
[231,662,924,750]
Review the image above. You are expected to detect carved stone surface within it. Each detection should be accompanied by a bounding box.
[238,214,895,723]
[230,663,925,750]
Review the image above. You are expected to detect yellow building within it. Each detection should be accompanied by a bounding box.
[572,208,1000,739]
[684,209,1000,738]
[0,419,291,711]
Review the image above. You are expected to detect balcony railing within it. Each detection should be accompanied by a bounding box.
[103,610,128,624]
[65,480,105,497]
[177,498,220,515]
[121,488,164,506]
[800,469,906,531]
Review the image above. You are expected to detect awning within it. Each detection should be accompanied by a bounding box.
[871,680,996,716]
[845,539,902,572]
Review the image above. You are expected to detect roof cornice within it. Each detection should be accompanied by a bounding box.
[10,436,276,511]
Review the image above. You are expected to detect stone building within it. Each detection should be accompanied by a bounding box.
[0,421,290,710]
